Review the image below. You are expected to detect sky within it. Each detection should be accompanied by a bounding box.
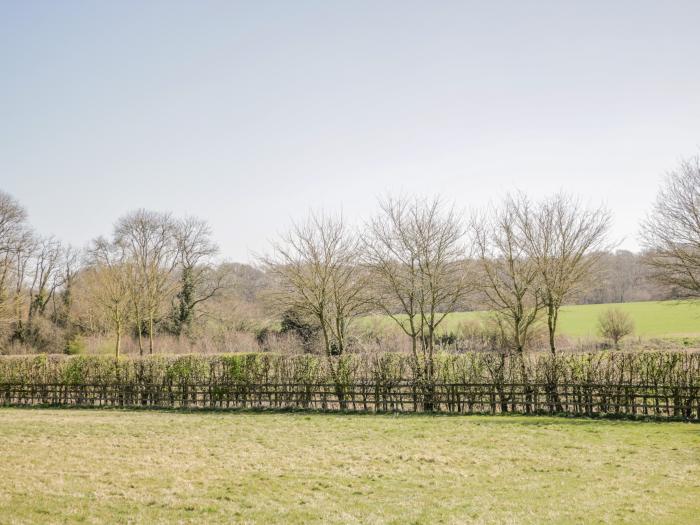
[1,0,700,262]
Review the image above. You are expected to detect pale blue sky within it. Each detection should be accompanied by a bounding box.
[2,1,699,261]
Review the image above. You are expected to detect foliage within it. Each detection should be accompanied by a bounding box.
[279,308,318,352]
[64,334,86,355]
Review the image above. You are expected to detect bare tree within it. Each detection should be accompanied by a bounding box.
[0,190,26,229]
[0,191,30,341]
[363,196,473,385]
[641,156,700,298]
[598,308,634,349]
[86,238,132,358]
[9,231,36,342]
[114,210,179,354]
[471,194,543,356]
[263,212,368,359]
[518,192,611,355]
[172,216,222,335]
[51,245,81,328]
[262,211,369,407]
[27,236,64,323]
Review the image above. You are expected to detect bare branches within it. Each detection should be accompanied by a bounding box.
[27,236,64,321]
[262,211,368,357]
[0,192,27,241]
[363,196,473,379]
[471,194,542,355]
[2,173,689,357]
[598,308,634,349]
[114,209,179,354]
[171,216,221,335]
[641,156,700,297]
[0,192,31,339]
[174,217,217,267]
[518,192,612,354]
[471,192,611,355]
[85,237,132,357]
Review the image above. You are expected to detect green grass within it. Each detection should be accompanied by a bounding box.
[0,409,698,524]
[555,300,700,337]
[363,300,700,339]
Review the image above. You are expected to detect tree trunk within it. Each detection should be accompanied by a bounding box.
[148,316,155,355]
[135,305,144,356]
[548,321,556,356]
[423,327,436,412]
[545,305,564,412]
[176,266,194,336]
[115,329,121,359]
[547,302,557,356]
[517,347,532,414]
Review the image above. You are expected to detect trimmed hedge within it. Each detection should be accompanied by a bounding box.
[0,352,698,418]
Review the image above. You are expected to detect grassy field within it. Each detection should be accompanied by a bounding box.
[554,300,700,337]
[364,300,700,339]
[0,409,698,524]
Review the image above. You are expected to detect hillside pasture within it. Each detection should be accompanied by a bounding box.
[0,409,698,524]
[362,300,700,340]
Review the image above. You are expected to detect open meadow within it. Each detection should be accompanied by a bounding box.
[363,300,700,341]
[0,409,698,524]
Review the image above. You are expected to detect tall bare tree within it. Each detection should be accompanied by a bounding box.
[86,238,132,358]
[641,156,700,298]
[262,211,369,407]
[9,231,36,342]
[363,196,473,385]
[471,194,542,356]
[518,192,611,355]
[263,212,368,359]
[0,191,30,341]
[27,236,64,324]
[114,210,179,354]
[172,216,222,335]
[51,245,81,328]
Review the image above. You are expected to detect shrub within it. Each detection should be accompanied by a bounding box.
[64,335,86,355]
[598,308,635,349]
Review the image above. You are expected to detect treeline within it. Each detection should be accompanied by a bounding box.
[0,198,267,355]
[579,250,673,304]
[1,155,699,358]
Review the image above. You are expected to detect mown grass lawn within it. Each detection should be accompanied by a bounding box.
[0,409,698,524]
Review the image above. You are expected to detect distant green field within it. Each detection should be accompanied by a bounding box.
[364,300,700,339]
[553,301,700,338]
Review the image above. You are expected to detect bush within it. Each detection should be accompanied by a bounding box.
[598,308,635,349]
[64,335,86,355]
